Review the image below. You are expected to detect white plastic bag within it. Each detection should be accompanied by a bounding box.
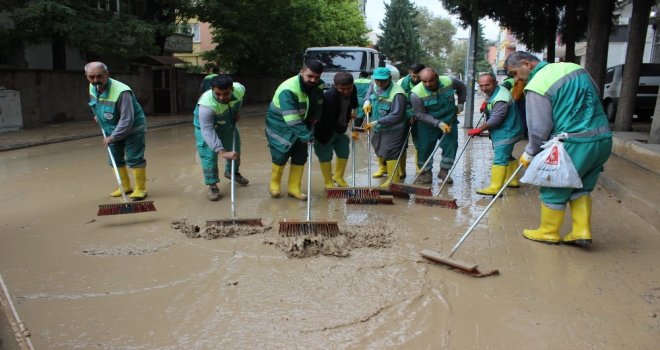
[520,136,583,188]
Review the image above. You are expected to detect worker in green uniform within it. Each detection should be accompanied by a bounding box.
[265,60,324,200]
[468,73,523,195]
[85,61,149,201]
[396,63,425,178]
[409,68,466,184]
[199,66,219,94]
[193,75,248,201]
[363,67,407,188]
[354,71,371,127]
[505,51,612,246]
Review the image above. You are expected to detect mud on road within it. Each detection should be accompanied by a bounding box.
[1,115,659,349]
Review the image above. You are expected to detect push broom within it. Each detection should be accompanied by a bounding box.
[96,128,156,216]
[325,113,393,204]
[420,163,524,277]
[279,142,340,237]
[415,112,487,208]
[388,132,448,197]
[206,122,262,227]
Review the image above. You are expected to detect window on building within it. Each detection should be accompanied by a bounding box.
[192,23,201,43]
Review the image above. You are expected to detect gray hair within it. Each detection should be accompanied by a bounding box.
[84,61,109,74]
[504,51,540,69]
[478,72,497,82]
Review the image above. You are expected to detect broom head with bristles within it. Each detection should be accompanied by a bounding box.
[206,218,263,227]
[326,187,381,199]
[97,201,156,216]
[346,195,394,205]
[388,182,432,196]
[414,195,458,209]
[278,219,340,237]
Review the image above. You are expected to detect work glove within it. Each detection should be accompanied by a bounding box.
[479,100,487,113]
[519,152,533,167]
[351,131,360,140]
[364,121,378,131]
[438,122,451,134]
[363,101,372,116]
[456,104,464,114]
[467,128,482,136]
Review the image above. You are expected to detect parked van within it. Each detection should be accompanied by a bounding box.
[304,46,400,89]
[602,63,660,121]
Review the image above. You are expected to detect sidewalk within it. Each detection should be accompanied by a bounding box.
[1,102,658,228]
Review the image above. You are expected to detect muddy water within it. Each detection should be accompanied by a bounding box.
[1,114,659,349]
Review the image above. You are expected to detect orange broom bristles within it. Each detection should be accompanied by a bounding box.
[414,195,458,209]
[388,182,433,196]
[278,220,340,237]
[97,201,156,216]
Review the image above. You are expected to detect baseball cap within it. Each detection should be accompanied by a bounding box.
[372,67,391,80]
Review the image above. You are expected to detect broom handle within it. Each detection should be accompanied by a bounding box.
[351,117,356,187]
[366,110,371,187]
[230,124,236,219]
[388,125,412,184]
[306,141,313,221]
[100,127,129,203]
[411,132,447,183]
[437,112,486,194]
[448,164,525,257]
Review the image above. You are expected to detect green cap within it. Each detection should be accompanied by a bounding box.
[372,67,391,80]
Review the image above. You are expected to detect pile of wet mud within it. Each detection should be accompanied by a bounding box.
[264,222,397,259]
[171,219,271,239]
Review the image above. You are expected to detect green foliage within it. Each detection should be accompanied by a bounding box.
[447,40,467,77]
[1,0,196,59]
[198,0,369,76]
[377,0,423,70]
[415,7,456,73]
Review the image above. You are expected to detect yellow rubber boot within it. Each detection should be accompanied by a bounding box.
[398,152,407,178]
[319,161,335,189]
[476,165,507,195]
[380,160,401,188]
[129,167,147,201]
[563,196,592,246]
[332,158,349,187]
[522,204,564,244]
[372,156,387,178]
[110,166,133,197]
[287,164,307,200]
[269,163,285,198]
[506,160,520,188]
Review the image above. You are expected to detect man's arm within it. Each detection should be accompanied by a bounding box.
[109,91,135,141]
[198,105,225,152]
[279,89,313,142]
[450,76,467,104]
[481,101,508,131]
[411,93,441,127]
[524,91,554,155]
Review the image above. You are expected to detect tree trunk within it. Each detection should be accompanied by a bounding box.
[615,0,654,131]
[585,0,615,99]
[564,0,577,62]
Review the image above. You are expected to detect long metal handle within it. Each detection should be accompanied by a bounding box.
[351,118,356,186]
[448,164,524,257]
[388,125,412,184]
[366,111,371,187]
[100,128,129,203]
[306,142,313,221]
[437,112,486,194]
[230,125,236,219]
[411,132,447,183]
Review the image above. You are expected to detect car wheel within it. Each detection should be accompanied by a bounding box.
[605,100,616,122]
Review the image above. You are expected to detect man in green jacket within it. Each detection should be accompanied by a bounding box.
[468,73,523,195]
[265,60,324,200]
[193,75,246,201]
[85,61,149,201]
[409,68,466,184]
[505,51,612,246]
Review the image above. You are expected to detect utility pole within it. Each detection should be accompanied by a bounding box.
[464,17,478,128]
